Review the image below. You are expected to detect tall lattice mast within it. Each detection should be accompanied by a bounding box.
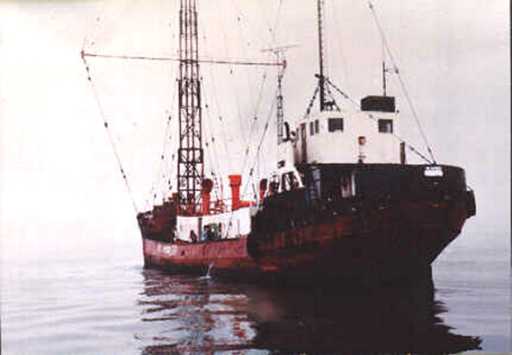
[177,0,204,215]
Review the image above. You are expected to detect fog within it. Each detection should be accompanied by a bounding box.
[0,0,509,263]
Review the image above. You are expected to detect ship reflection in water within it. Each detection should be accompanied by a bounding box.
[137,269,481,354]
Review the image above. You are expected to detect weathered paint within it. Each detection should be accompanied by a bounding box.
[143,197,471,282]
[144,236,256,271]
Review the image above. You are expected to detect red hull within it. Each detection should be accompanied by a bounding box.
[142,199,470,281]
[143,237,257,272]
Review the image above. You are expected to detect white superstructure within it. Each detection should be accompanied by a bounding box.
[176,207,252,242]
[293,97,402,165]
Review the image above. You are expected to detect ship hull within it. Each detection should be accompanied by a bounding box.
[141,163,475,283]
[142,197,470,283]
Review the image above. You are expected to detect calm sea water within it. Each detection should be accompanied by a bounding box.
[1,231,509,354]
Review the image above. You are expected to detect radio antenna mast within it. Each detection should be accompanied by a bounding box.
[262,44,298,145]
[314,0,337,112]
[177,0,204,215]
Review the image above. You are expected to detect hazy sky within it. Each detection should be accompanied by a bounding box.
[0,0,509,261]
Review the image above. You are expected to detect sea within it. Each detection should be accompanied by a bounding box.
[1,228,509,354]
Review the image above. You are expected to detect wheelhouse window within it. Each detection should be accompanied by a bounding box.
[378,119,393,133]
[310,121,314,136]
[328,118,344,132]
[314,119,319,133]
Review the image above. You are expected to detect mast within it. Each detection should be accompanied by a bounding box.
[317,0,327,111]
[381,41,388,96]
[382,60,387,96]
[177,0,204,215]
[262,45,296,145]
[276,57,285,145]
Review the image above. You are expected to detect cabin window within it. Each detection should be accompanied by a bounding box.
[378,119,393,133]
[315,119,319,133]
[309,121,315,136]
[328,118,344,132]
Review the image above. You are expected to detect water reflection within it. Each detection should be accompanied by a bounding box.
[137,269,481,354]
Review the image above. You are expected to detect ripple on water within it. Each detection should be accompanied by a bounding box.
[1,254,498,354]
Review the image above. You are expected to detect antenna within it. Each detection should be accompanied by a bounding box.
[261,44,298,145]
[317,0,327,111]
[382,53,399,97]
[177,0,204,216]
[382,40,387,96]
[311,0,338,113]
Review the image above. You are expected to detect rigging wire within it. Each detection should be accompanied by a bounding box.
[206,65,233,178]
[149,69,179,207]
[81,0,108,54]
[150,4,181,206]
[233,0,284,182]
[268,0,284,45]
[329,0,351,93]
[240,94,276,192]
[367,1,437,163]
[197,9,274,200]
[241,89,278,198]
[303,85,320,119]
[205,56,234,187]
[202,125,221,201]
[160,117,176,199]
[200,25,241,197]
[197,26,232,181]
[230,0,265,143]
[240,69,271,175]
[81,1,285,216]
[230,0,272,48]
[200,4,280,187]
[226,4,251,145]
[81,55,281,208]
[81,51,282,67]
[201,78,224,200]
[216,7,246,144]
[81,53,140,214]
[325,83,342,111]
[225,90,278,237]
[150,87,177,207]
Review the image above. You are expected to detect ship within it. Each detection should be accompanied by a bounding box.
[92,0,477,282]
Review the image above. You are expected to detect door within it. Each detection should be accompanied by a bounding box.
[300,123,307,163]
